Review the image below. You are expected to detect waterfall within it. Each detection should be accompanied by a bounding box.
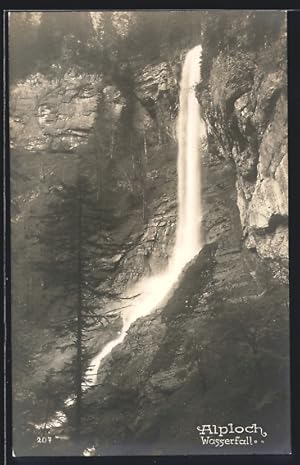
[174,45,204,266]
[85,44,206,388]
[35,45,206,432]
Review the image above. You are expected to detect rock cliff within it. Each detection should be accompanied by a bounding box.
[197,20,288,280]
[10,11,289,456]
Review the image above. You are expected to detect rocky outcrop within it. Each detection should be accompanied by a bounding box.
[197,31,288,270]
[134,60,179,143]
[10,72,102,153]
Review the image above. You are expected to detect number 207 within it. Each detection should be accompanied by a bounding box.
[36,436,52,444]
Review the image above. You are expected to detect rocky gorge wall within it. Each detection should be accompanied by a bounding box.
[197,21,288,280]
[10,14,289,456]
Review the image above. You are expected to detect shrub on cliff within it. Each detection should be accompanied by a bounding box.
[9,12,94,81]
[200,10,285,83]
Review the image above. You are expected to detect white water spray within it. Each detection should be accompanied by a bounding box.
[35,45,206,433]
[86,44,206,388]
[174,45,204,265]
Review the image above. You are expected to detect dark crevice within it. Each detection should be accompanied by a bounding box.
[255,214,288,236]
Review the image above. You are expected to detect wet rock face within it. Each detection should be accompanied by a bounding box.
[201,142,241,249]
[197,34,288,268]
[134,61,180,142]
[114,196,176,288]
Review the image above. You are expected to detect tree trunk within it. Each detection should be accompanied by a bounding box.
[110,128,115,159]
[42,381,50,436]
[75,180,83,438]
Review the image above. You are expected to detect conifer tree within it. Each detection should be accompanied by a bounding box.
[36,173,118,440]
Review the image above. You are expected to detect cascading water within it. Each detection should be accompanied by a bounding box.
[174,45,204,265]
[37,44,206,431]
[86,44,206,388]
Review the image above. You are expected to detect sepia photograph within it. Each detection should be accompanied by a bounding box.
[8,9,290,456]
